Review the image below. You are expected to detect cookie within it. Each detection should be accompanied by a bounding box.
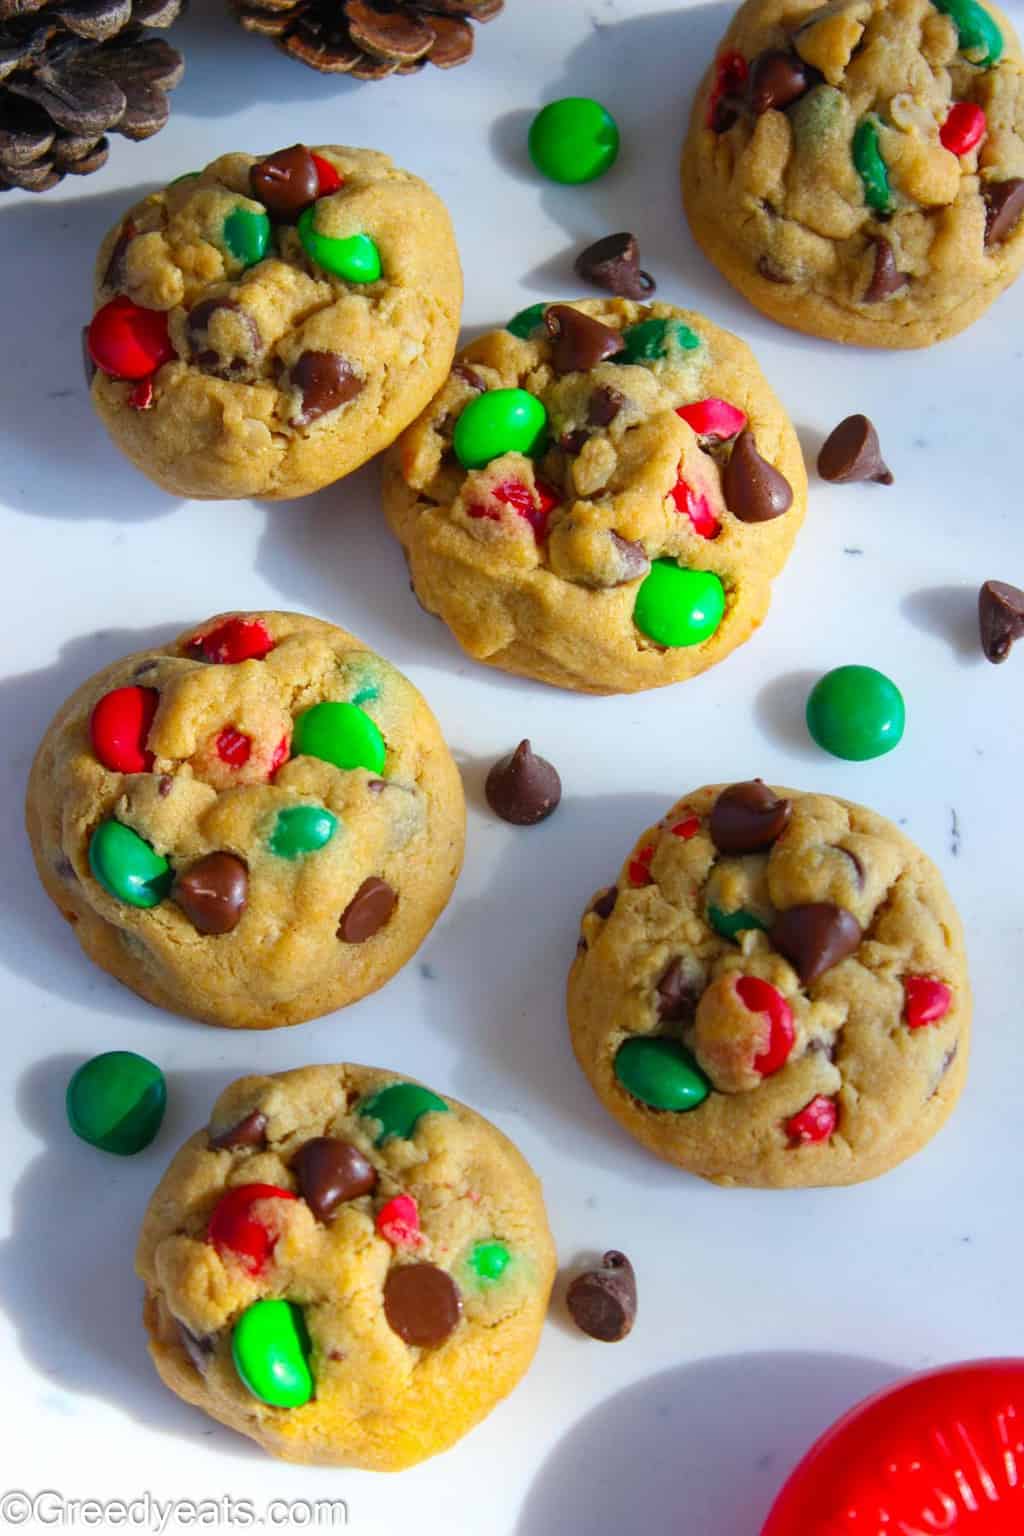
[85,145,462,499]
[568,782,970,1187]
[382,298,806,694]
[26,612,464,1029]
[681,0,1024,348]
[136,1064,556,1469]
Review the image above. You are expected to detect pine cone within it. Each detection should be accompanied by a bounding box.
[0,0,185,193]
[231,0,503,79]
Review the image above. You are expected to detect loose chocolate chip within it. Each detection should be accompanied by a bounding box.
[710,780,792,855]
[978,579,1024,663]
[590,885,618,919]
[770,903,861,987]
[292,1136,377,1220]
[609,532,650,583]
[748,50,810,114]
[210,1109,268,1150]
[177,1320,214,1375]
[82,325,96,387]
[289,350,363,424]
[102,219,135,290]
[172,852,248,936]
[567,1251,637,1342]
[722,429,794,522]
[865,237,908,302]
[250,143,319,222]
[574,232,656,300]
[818,415,893,485]
[187,298,262,381]
[338,878,397,943]
[588,383,625,428]
[757,255,793,284]
[656,957,703,1022]
[983,179,1024,247]
[384,1263,462,1346]
[559,428,590,455]
[544,304,625,377]
[485,740,562,825]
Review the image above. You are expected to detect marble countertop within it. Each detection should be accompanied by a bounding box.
[1,2,1022,1531]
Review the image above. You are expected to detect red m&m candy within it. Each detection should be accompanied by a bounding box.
[190,616,274,665]
[904,975,952,1028]
[670,814,701,840]
[676,398,747,441]
[216,728,252,768]
[468,479,562,543]
[87,297,176,381]
[207,1183,296,1275]
[735,977,794,1076]
[90,686,158,774]
[311,153,343,195]
[785,1094,837,1145]
[376,1193,421,1248]
[628,844,655,886]
[671,476,720,539]
[940,103,986,156]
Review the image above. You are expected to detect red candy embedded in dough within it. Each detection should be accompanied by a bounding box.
[940,103,986,156]
[468,479,561,542]
[87,297,176,381]
[207,1183,297,1275]
[676,398,747,441]
[216,727,252,768]
[903,976,952,1029]
[311,153,343,195]
[736,976,794,1076]
[376,1194,421,1249]
[785,1095,837,1145]
[670,476,720,539]
[670,815,701,840]
[90,686,159,774]
[628,844,655,886]
[191,617,275,665]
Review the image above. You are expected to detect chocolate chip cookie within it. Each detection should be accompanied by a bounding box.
[85,144,462,498]
[137,1064,556,1469]
[26,612,464,1029]
[682,0,1024,347]
[382,299,806,694]
[569,782,970,1186]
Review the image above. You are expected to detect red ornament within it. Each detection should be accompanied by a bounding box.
[628,844,656,887]
[736,976,794,1076]
[376,1194,421,1248]
[670,476,720,539]
[90,686,159,774]
[785,1094,837,1146]
[216,728,252,768]
[190,617,275,665]
[940,102,986,156]
[707,50,748,128]
[311,153,343,195]
[904,975,952,1028]
[676,398,747,441]
[761,1360,1024,1535]
[87,297,176,381]
[207,1183,296,1275]
[670,815,701,840]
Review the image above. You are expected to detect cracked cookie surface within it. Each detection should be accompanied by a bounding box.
[137,1064,556,1469]
[382,298,806,694]
[86,144,462,498]
[26,611,465,1029]
[568,782,970,1186]
[681,0,1024,347]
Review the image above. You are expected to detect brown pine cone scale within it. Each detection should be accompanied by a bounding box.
[231,0,501,77]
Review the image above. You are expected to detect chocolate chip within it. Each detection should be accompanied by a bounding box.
[452,363,485,392]
[770,903,861,986]
[710,780,791,855]
[338,877,397,942]
[82,325,96,387]
[818,415,893,485]
[588,383,625,428]
[748,50,811,114]
[485,740,561,825]
[384,1263,462,1346]
[250,143,319,222]
[102,218,135,290]
[559,428,590,455]
[979,579,1024,663]
[983,179,1024,247]
[289,350,363,425]
[757,255,793,284]
[865,237,908,302]
[209,1109,267,1150]
[176,1319,214,1375]
[574,232,656,300]
[187,298,262,382]
[609,532,650,583]
[544,304,625,377]
[567,1251,637,1342]
[172,852,248,936]
[722,429,794,522]
[656,957,703,1022]
[711,97,743,133]
[292,1136,377,1220]
[590,885,618,919]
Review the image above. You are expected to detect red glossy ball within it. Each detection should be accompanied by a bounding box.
[90,686,159,774]
[87,297,175,381]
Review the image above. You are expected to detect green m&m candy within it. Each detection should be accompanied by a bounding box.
[469,1240,511,1282]
[528,97,620,184]
[298,207,382,283]
[852,119,892,213]
[506,302,549,339]
[357,1081,449,1145]
[633,560,725,648]
[268,804,338,858]
[614,1037,710,1112]
[89,820,172,908]
[932,0,1003,66]
[66,1051,167,1155]
[293,701,386,775]
[453,388,547,470]
[223,206,271,268]
[618,318,700,365]
[806,664,905,761]
[232,1299,313,1408]
[708,904,766,941]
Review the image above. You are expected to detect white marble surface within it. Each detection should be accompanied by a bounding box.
[1,1,1023,1531]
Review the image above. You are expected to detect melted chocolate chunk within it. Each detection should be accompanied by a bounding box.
[337,877,397,942]
[771,903,861,986]
[544,305,625,376]
[289,350,363,424]
[210,1109,267,1150]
